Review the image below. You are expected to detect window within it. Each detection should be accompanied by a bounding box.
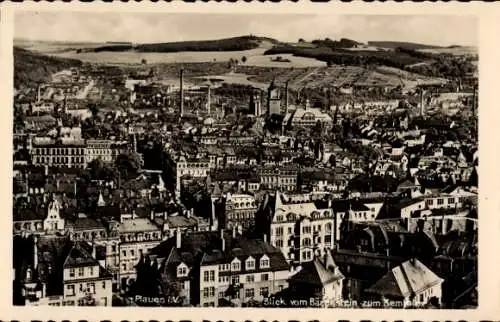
[122,264,126,271]
[131,250,135,257]
[261,273,269,281]
[232,261,240,271]
[245,288,254,298]
[67,284,75,296]
[210,270,215,282]
[287,227,292,234]
[78,267,84,277]
[122,250,126,257]
[427,199,434,205]
[302,226,311,234]
[178,266,187,277]
[219,291,225,298]
[246,259,255,270]
[448,198,455,204]
[437,198,444,205]
[102,281,106,289]
[203,270,209,282]
[276,239,283,248]
[260,258,270,269]
[419,293,424,302]
[231,276,240,284]
[325,235,332,243]
[260,287,269,297]
[69,268,75,278]
[89,267,94,276]
[203,287,209,298]
[246,275,254,283]
[209,287,215,297]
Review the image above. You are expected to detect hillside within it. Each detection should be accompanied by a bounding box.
[367,41,442,50]
[87,35,281,53]
[14,47,83,89]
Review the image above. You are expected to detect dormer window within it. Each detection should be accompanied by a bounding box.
[177,264,188,277]
[246,257,255,270]
[260,255,270,269]
[231,258,241,271]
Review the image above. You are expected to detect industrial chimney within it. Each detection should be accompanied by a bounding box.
[420,89,425,117]
[180,69,184,117]
[207,85,211,114]
[284,80,289,114]
[33,235,38,269]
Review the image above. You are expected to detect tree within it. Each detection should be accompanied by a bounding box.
[141,58,147,65]
[241,56,247,63]
[298,38,305,43]
[115,152,141,178]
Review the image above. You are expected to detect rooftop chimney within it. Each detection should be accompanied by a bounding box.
[220,229,225,252]
[180,69,184,118]
[176,227,182,248]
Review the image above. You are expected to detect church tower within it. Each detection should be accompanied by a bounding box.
[267,80,282,115]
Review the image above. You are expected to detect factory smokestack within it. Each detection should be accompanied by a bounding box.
[180,68,184,118]
[207,85,211,114]
[284,80,289,114]
[420,89,425,117]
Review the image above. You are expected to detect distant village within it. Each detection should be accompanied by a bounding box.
[13,60,478,308]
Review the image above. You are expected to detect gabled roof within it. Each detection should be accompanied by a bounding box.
[63,244,99,268]
[365,259,443,298]
[289,255,344,287]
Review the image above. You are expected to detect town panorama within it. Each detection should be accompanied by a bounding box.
[13,14,478,309]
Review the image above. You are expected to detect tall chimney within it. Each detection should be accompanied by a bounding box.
[33,235,38,269]
[284,80,289,114]
[207,85,211,114]
[420,89,425,117]
[176,227,182,248]
[220,229,225,251]
[179,69,184,118]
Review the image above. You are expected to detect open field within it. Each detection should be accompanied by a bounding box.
[419,46,477,56]
[14,39,106,54]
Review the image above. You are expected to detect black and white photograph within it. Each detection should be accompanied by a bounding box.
[12,11,478,309]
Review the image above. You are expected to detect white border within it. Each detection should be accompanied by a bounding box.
[1,2,499,321]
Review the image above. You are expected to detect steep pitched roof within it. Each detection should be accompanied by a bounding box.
[366,258,443,298]
[289,256,344,287]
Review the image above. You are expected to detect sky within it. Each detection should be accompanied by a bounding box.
[15,12,478,47]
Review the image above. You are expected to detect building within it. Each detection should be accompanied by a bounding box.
[117,211,164,290]
[223,193,257,230]
[31,141,86,168]
[364,258,443,308]
[145,230,290,307]
[287,252,344,307]
[165,153,210,199]
[85,140,127,164]
[258,166,298,191]
[13,234,113,306]
[269,192,339,265]
[267,81,282,116]
[286,105,333,129]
